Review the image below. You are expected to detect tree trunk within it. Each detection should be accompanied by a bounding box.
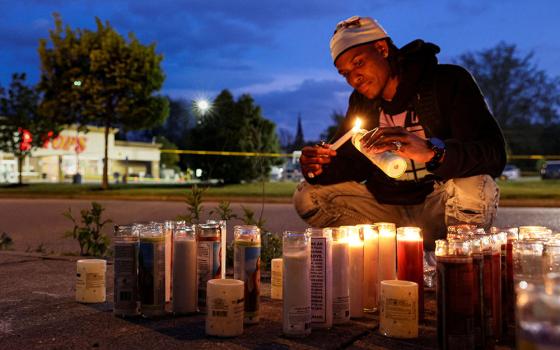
[102,123,110,190]
[17,154,24,185]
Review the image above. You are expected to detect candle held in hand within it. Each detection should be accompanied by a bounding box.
[330,118,362,150]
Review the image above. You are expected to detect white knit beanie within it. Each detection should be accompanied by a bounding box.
[329,16,388,63]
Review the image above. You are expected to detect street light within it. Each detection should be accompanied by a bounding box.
[194,98,211,116]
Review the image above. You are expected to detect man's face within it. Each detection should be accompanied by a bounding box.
[335,41,391,99]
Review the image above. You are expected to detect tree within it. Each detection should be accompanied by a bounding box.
[455,42,560,128]
[156,135,180,171]
[187,90,282,184]
[319,111,345,143]
[0,73,53,185]
[277,128,294,152]
[38,13,169,189]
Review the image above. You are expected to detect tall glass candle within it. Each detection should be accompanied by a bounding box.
[164,220,174,303]
[469,237,486,349]
[376,222,397,283]
[197,222,223,311]
[113,225,139,317]
[328,227,350,325]
[344,226,364,318]
[397,227,424,321]
[207,219,227,279]
[475,233,501,343]
[233,225,261,324]
[139,223,166,317]
[282,231,311,337]
[306,228,333,329]
[436,239,476,350]
[271,258,283,300]
[205,279,244,337]
[380,280,418,338]
[76,259,106,303]
[491,226,517,335]
[357,224,379,313]
[513,239,545,285]
[172,223,197,314]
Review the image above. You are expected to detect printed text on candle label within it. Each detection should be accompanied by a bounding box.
[311,238,327,323]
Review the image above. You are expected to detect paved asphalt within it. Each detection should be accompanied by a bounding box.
[0,198,559,255]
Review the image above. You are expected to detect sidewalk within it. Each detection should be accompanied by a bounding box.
[0,251,515,350]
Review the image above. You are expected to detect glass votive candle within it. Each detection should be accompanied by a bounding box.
[515,281,560,348]
[519,226,552,240]
[513,240,545,285]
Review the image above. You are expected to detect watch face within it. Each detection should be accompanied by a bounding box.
[430,137,445,149]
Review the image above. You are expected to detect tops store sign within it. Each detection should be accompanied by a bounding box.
[43,135,87,154]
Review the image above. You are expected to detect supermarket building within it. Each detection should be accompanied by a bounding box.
[0,126,161,183]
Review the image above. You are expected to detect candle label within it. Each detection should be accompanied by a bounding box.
[311,237,327,323]
[233,241,261,322]
[197,240,222,307]
[208,296,243,319]
[333,296,350,323]
[382,297,416,321]
[114,242,139,312]
[139,237,165,309]
[271,259,282,300]
[288,306,311,332]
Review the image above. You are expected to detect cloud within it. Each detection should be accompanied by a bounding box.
[252,78,351,140]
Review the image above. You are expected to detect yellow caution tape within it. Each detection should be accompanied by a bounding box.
[160,149,293,158]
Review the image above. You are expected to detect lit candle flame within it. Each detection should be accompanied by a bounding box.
[352,117,362,131]
[399,227,422,241]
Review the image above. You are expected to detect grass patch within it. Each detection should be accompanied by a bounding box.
[0,181,299,200]
[497,179,560,199]
[1,179,559,202]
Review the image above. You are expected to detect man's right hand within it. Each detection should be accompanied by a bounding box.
[300,145,337,178]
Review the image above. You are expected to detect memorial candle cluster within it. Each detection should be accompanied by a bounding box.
[436,224,559,349]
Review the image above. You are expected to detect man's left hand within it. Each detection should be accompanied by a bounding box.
[360,126,435,163]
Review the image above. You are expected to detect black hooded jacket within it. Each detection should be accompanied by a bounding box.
[307,40,507,205]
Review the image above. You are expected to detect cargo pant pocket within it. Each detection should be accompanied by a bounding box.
[444,175,499,229]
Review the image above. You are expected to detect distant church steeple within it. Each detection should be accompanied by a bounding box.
[292,113,305,151]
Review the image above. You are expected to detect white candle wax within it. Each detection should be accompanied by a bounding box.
[331,241,350,324]
[330,118,362,150]
[206,279,245,337]
[283,249,311,336]
[271,258,283,300]
[380,280,418,338]
[173,238,198,314]
[349,239,364,318]
[377,223,397,283]
[76,259,106,303]
[361,225,379,312]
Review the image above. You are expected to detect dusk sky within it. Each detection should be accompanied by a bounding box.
[1,0,559,141]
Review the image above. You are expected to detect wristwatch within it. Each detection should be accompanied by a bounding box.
[426,137,446,171]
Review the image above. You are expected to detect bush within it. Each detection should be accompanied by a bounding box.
[63,202,112,257]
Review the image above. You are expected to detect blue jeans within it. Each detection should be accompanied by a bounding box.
[292,175,499,250]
